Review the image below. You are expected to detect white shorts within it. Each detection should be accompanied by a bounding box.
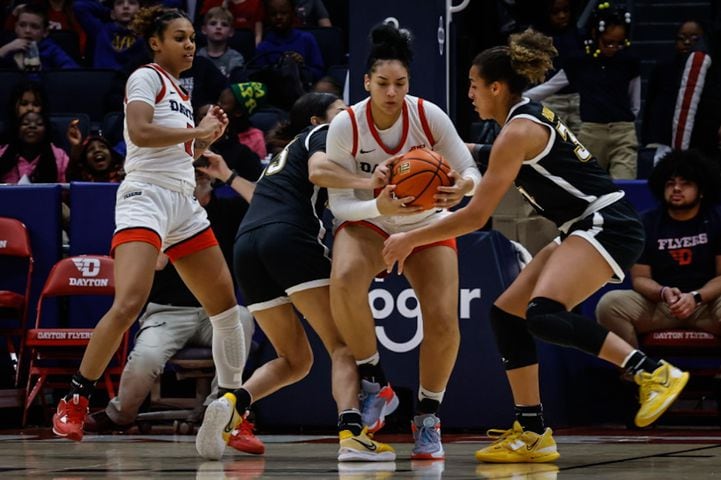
[113,180,213,258]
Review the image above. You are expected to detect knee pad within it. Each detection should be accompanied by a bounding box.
[489,305,537,370]
[526,297,607,355]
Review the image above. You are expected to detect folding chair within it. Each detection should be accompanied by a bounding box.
[0,217,33,387]
[23,255,128,426]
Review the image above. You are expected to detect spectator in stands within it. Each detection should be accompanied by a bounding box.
[313,74,341,96]
[0,3,79,70]
[596,149,721,347]
[4,1,87,57]
[525,2,640,179]
[217,82,269,160]
[1,81,47,141]
[255,0,324,82]
[66,122,124,182]
[198,0,264,46]
[198,6,245,77]
[643,20,721,158]
[294,0,331,27]
[196,102,263,181]
[73,0,145,69]
[84,162,261,456]
[530,0,583,133]
[0,110,69,183]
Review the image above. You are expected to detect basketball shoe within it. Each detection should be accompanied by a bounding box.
[196,392,242,460]
[52,394,89,441]
[474,421,560,463]
[634,360,689,427]
[360,380,399,433]
[228,414,265,455]
[411,414,444,460]
[338,427,396,461]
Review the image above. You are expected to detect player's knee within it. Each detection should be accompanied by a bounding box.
[526,297,569,344]
[489,305,537,370]
[109,297,147,329]
[285,341,314,382]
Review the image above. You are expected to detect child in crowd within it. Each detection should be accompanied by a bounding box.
[217,82,269,160]
[255,0,324,83]
[66,120,124,182]
[0,110,69,184]
[526,2,640,179]
[198,0,264,45]
[73,0,145,68]
[198,6,245,77]
[0,3,79,70]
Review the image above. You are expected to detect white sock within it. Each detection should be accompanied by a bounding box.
[210,305,246,390]
[356,352,380,366]
[419,386,445,403]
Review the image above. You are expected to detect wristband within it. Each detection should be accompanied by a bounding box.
[225,170,238,185]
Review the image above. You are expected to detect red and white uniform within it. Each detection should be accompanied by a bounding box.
[326,95,481,233]
[112,63,215,260]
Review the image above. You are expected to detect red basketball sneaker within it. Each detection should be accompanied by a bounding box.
[52,394,89,441]
[228,416,265,455]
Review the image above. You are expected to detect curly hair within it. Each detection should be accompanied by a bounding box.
[129,5,190,44]
[472,28,557,94]
[648,149,721,205]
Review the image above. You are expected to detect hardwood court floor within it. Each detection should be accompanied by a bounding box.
[2,427,721,479]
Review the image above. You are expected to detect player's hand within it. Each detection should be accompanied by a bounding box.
[434,170,471,209]
[668,291,697,320]
[383,231,415,274]
[197,106,227,143]
[376,184,423,216]
[370,155,398,190]
[66,118,83,147]
[196,151,232,182]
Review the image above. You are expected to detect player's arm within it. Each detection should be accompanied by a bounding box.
[383,119,537,272]
[308,151,375,189]
[197,151,255,203]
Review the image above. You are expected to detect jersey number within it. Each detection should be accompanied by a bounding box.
[264,137,298,177]
[554,121,591,162]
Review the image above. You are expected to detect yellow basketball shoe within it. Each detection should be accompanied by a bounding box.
[338,427,396,462]
[196,392,242,460]
[474,421,560,463]
[634,360,690,427]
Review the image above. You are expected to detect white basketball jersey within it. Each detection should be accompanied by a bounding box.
[123,63,196,190]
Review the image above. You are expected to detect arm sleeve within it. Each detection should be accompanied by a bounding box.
[126,68,162,107]
[422,100,481,194]
[524,70,569,101]
[326,111,382,221]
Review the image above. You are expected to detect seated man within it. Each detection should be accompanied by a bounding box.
[596,149,721,347]
[85,157,264,454]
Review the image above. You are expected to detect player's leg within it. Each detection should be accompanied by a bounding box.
[401,244,459,460]
[53,241,158,441]
[330,224,398,431]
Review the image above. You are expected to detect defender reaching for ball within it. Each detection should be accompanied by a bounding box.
[383,29,689,463]
[325,22,481,460]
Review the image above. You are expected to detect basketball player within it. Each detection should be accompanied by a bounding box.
[325,23,482,460]
[52,7,251,453]
[198,92,395,461]
[383,29,689,463]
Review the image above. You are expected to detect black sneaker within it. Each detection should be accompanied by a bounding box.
[84,410,133,433]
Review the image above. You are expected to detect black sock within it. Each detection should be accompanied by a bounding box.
[515,404,545,434]
[417,398,440,415]
[67,372,96,400]
[358,362,387,386]
[338,409,363,436]
[624,351,661,376]
[232,387,253,413]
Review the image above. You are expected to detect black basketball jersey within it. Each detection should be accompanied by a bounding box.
[238,124,328,236]
[508,99,623,227]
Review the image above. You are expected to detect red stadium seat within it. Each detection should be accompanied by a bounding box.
[0,217,34,387]
[23,255,128,426]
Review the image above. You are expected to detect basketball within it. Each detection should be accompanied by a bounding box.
[389,147,453,210]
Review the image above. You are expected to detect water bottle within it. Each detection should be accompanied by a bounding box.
[24,41,41,71]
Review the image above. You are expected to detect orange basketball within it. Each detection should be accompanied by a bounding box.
[389,147,452,210]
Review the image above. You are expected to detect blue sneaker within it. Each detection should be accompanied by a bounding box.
[360,380,399,433]
[411,414,444,460]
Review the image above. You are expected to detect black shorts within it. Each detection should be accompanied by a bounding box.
[559,198,644,283]
[233,223,331,312]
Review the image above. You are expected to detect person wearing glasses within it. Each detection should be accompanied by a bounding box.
[524,2,640,179]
